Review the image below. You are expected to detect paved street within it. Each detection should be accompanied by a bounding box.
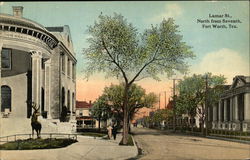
[132,127,250,160]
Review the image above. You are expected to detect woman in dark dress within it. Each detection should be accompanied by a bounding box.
[112,125,117,140]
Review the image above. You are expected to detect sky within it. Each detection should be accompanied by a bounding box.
[0,1,249,109]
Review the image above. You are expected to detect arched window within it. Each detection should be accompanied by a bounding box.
[41,87,45,112]
[1,85,11,112]
[72,93,75,112]
[67,90,70,111]
[61,87,65,106]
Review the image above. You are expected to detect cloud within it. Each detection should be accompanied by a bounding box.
[191,48,249,84]
[149,4,183,23]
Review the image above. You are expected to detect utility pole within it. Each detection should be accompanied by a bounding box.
[173,79,176,132]
[159,93,161,110]
[172,79,181,132]
[164,91,166,109]
[205,74,208,136]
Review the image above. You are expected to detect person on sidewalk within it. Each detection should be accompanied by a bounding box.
[107,125,113,139]
[112,125,117,140]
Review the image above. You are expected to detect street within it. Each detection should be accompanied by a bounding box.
[132,127,250,160]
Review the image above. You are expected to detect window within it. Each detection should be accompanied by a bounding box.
[41,58,45,69]
[72,93,75,112]
[1,86,11,112]
[1,48,12,70]
[61,87,65,106]
[67,90,70,111]
[72,63,75,80]
[67,59,70,77]
[61,53,65,72]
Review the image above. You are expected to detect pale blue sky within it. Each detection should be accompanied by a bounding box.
[0,1,249,100]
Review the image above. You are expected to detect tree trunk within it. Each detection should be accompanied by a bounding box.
[122,84,130,145]
[190,116,194,133]
[98,116,101,132]
[201,104,205,135]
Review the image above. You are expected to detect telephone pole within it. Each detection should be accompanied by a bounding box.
[172,79,181,132]
[205,74,208,136]
[159,93,161,110]
[164,91,167,109]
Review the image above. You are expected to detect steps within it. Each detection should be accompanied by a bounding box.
[0,117,76,137]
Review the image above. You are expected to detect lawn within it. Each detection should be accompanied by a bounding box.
[0,138,78,150]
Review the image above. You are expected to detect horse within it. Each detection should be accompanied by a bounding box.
[31,102,42,138]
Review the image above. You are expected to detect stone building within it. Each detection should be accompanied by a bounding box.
[0,6,77,136]
[210,76,250,132]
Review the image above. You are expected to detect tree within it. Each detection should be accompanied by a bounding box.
[92,83,158,130]
[83,13,194,144]
[150,109,173,128]
[175,73,226,132]
[90,95,112,131]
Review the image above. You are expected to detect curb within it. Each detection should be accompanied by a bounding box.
[126,135,144,160]
[206,136,250,144]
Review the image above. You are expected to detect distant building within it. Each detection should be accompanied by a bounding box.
[210,75,250,132]
[75,100,96,128]
[0,6,77,136]
[166,99,173,110]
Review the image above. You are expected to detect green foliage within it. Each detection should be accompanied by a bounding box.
[0,138,77,150]
[175,73,226,117]
[83,13,194,82]
[151,109,173,124]
[91,95,112,121]
[91,83,158,122]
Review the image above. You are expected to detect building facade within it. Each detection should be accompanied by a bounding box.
[76,101,96,128]
[210,76,250,132]
[0,6,77,136]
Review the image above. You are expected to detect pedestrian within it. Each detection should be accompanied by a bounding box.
[107,125,113,139]
[112,125,117,140]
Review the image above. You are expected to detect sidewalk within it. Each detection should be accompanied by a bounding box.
[0,134,138,160]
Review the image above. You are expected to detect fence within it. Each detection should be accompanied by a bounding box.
[0,133,78,144]
[209,129,250,141]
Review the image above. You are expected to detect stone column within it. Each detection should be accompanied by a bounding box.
[230,97,233,121]
[224,99,228,122]
[44,59,51,119]
[244,93,250,121]
[217,100,222,129]
[234,95,239,121]
[223,99,228,129]
[212,104,217,129]
[232,95,240,131]
[31,51,42,112]
[218,100,222,122]
[229,97,233,130]
[243,93,250,132]
[213,105,216,122]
